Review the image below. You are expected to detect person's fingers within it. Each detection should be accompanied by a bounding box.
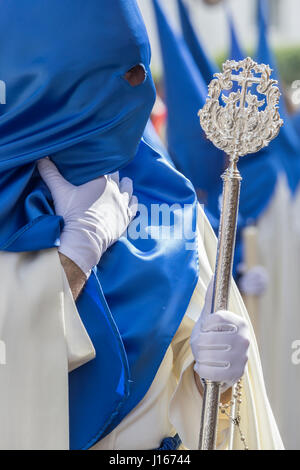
[37,157,70,193]
[202,310,249,337]
[120,177,133,198]
[201,277,214,320]
[118,177,133,208]
[121,191,130,207]
[194,362,230,384]
[128,195,138,218]
[109,171,120,186]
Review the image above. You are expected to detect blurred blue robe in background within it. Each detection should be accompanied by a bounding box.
[177,0,219,86]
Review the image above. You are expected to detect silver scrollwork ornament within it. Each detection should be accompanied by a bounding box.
[198,57,283,159]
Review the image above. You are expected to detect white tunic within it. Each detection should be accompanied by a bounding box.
[91,307,230,450]
[0,249,94,450]
[252,177,300,449]
[0,205,284,450]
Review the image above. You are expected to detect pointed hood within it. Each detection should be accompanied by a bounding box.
[221,3,282,230]
[152,0,224,199]
[256,0,279,76]
[225,3,246,61]
[177,0,219,85]
[255,0,300,193]
[255,0,285,114]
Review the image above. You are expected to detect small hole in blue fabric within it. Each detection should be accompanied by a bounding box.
[124,64,146,87]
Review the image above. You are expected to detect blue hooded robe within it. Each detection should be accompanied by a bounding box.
[177,0,219,86]
[0,0,199,449]
[152,0,225,206]
[255,0,300,195]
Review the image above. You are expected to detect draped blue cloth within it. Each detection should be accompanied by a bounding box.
[292,112,300,139]
[71,124,199,448]
[0,0,199,449]
[255,0,283,109]
[177,0,219,86]
[152,0,225,205]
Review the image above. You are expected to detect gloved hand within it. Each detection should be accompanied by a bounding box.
[190,281,250,392]
[38,158,138,276]
[238,265,269,296]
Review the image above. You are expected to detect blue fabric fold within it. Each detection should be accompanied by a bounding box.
[255,0,300,194]
[225,4,246,62]
[152,0,225,205]
[177,0,219,85]
[0,0,199,449]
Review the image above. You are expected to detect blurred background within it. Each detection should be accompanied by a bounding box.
[137,0,300,450]
[138,0,300,103]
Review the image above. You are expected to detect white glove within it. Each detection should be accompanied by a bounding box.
[38,158,138,276]
[190,281,250,392]
[238,265,269,296]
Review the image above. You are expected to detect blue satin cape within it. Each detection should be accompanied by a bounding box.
[0,0,199,449]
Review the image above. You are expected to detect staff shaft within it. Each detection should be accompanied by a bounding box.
[198,159,242,450]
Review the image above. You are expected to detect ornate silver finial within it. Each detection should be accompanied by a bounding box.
[198,57,283,159]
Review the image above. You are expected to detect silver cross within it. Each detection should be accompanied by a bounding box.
[230,70,261,109]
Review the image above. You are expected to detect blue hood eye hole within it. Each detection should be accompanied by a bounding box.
[124,64,146,87]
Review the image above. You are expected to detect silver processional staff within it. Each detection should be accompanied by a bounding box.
[197,57,283,450]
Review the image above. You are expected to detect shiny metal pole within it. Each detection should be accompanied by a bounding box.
[199,158,241,450]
